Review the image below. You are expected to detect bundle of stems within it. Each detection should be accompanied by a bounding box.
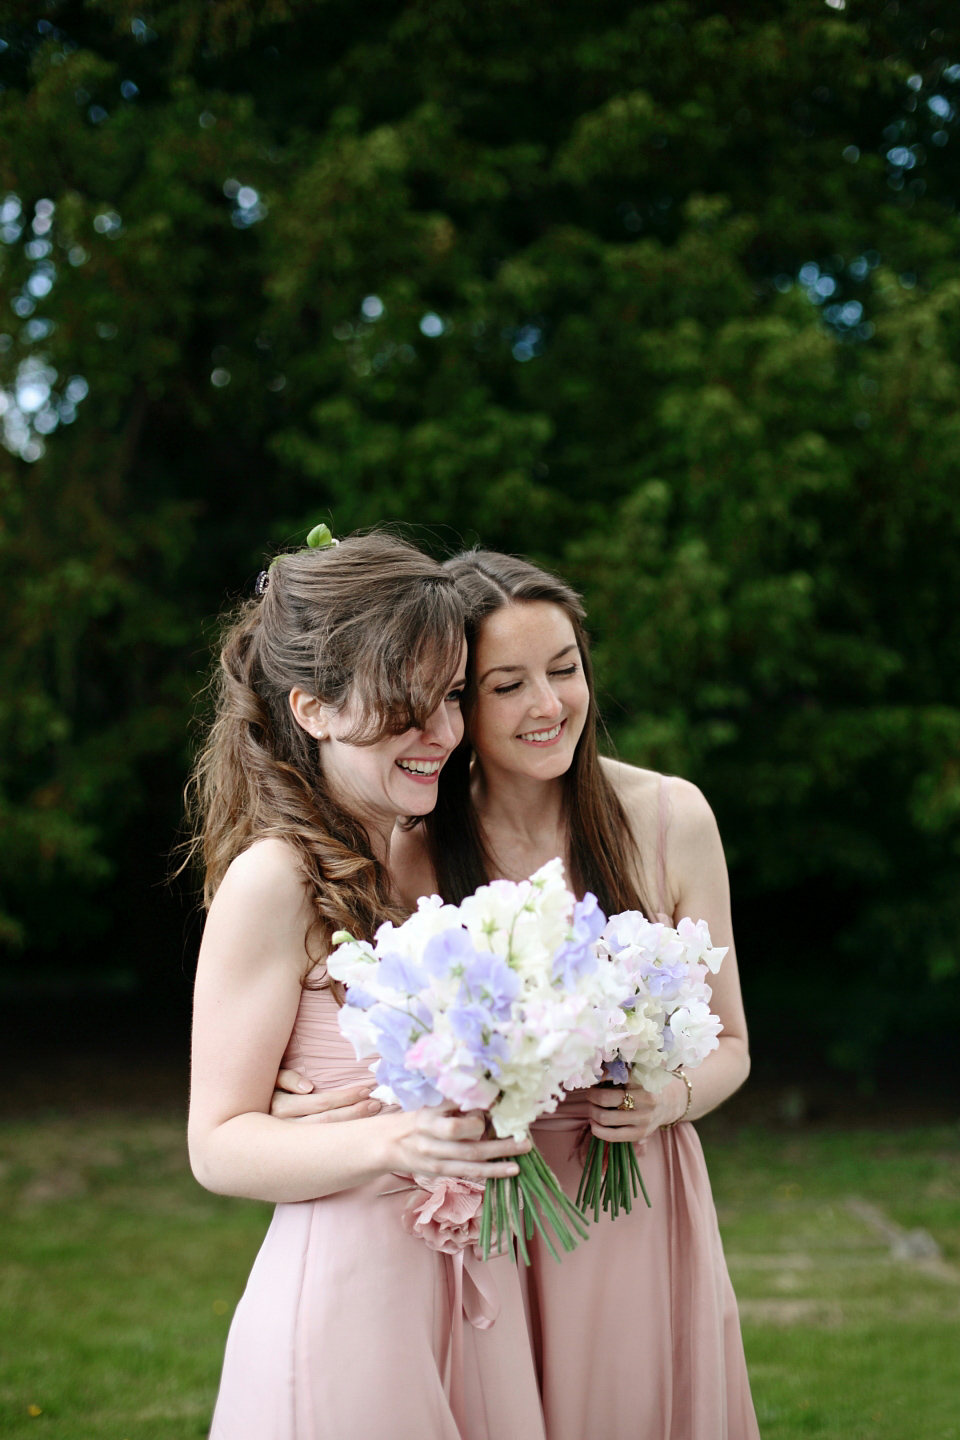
[576,1134,651,1221]
[480,1146,589,1264]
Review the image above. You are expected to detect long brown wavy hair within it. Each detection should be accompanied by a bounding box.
[185,532,466,966]
[423,549,652,918]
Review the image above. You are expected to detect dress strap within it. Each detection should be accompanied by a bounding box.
[656,774,671,920]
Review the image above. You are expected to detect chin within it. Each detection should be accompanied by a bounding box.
[398,787,440,815]
[514,747,575,781]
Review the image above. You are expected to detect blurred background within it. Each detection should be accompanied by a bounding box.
[0,3,958,1438]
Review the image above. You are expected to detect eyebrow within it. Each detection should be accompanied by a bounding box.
[478,643,578,685]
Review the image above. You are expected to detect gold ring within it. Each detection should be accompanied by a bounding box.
[617,1091,635,1111]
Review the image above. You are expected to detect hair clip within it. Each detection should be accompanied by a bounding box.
[256,524,338,595]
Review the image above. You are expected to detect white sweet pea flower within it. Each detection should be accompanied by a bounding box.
[374,894,463,959]
[667,999,723,1067]
[676,915,727,973]
[326,937,378,988]
[337,1002,379,1059]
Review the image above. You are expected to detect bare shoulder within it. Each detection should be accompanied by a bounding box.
[601,759,718,838]
[663,776,724,858]
[207,837,314,961]
[599,755,660,806]
[599,756,662,831]
[216,836,309,910]
[660,777,728,912]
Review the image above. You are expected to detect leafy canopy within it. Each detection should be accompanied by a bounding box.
[1,0,959,1071]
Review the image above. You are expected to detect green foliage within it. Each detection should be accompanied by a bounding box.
[1,1114,958,1437]
[1,0,958,1068]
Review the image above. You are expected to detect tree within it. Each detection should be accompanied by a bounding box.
[1,0,958,1073]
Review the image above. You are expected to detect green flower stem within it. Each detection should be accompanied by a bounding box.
[522,1181,563,1263]
[520,1154,585,1249]
[576,1135,602,1215]
[479,1145,588,1263]
[480,1176,494,1258]
[508,1177,529,1266]
[577,1137,651,1222]
[619,1146,634,1215]
[627,1139,651,1208]
[526,1147,590,1236]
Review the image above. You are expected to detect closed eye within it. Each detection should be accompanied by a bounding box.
[550,665,579,679]
[493,680,522,695]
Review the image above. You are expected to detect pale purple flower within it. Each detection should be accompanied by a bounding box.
[423,927,476,978]
[377,951,428,995]
[448,1004,509,1072]
[572,892,605,944]
[552,937,597,988]
[459,950,518,1015]
[343,985,378,1011]
[374,1057,444,1108]
[368,1002,428,1060]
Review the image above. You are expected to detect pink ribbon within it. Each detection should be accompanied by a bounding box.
[381,1175,502,1433]
[444,1245,501,1435]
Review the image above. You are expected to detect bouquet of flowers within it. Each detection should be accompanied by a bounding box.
[327,859,626,1263]
[576,912,727,1220]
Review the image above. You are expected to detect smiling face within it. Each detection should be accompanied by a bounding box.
[291,641,468,836]
[468,602,590,784]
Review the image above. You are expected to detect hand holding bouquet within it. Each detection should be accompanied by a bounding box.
[577,912,727,1219]
[328,859,625,1262]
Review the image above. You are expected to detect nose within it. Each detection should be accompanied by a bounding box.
[528,678,563,719]
[421,700,462,750]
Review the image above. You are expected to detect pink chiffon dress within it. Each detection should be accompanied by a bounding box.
[523,777,760,1440]
[209,980,545,1440]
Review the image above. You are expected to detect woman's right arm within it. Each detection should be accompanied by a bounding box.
[188,840,526,1204]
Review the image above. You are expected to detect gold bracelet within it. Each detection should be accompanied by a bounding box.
[660,1068,692,1129]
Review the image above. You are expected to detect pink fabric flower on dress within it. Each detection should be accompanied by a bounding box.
[401,1176,486,1255]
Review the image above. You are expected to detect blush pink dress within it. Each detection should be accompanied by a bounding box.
[209,981,545,1440]
[524,777,760,1440]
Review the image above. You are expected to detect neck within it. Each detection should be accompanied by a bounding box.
[340,800,395,866]
[472,761,566,868]
[366,817,395,866]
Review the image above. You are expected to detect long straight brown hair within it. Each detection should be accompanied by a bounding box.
[424,549,653,918]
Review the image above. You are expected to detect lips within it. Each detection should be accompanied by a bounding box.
[516,719,565,746]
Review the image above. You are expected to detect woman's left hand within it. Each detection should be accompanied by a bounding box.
[582,1077,688,1145]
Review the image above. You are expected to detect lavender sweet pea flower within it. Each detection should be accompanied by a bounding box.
[572,891,606,944]
[377,951,428,995]
[423,927,476,979]
[448,1004,509,1074]
[373,1057,444,1109]
[369,1003,429,1063]
[459,951,519,1016]
[551,892,607,988]
[603,1057,630,1084]
[638,957,689,1002]
[343,985,378,1011]
[552,939,596,988]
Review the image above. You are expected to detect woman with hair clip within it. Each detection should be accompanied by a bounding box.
[187,531,545,1440]
[274,547,760,1440]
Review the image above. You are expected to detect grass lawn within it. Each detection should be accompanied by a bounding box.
[701,1123,960,1440]
[0,1114,957,1439]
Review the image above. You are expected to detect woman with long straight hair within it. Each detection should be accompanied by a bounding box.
[275,546,759,1440]
[187,532,545,1440]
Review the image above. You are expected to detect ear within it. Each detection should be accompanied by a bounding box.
[289,687,330,741]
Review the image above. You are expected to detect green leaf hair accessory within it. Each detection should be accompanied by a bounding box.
[255,522,339,594]
[306,522,338,549]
